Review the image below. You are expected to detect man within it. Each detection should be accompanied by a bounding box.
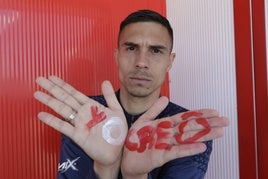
[34,9,229,179]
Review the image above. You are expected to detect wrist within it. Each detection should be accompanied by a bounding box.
[94,160,120,179]
[122,173,148,179]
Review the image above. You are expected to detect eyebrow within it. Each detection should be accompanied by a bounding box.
[122,41,168,51]
[123,41,138,48]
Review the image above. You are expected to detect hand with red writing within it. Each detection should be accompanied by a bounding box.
[34,76,128,178]
[121,96,229,179]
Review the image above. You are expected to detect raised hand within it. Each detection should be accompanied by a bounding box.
[121,97,229,178]
[34,76,128,167]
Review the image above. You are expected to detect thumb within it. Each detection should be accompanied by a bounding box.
[137,96,169,123]
[101,80,123,112]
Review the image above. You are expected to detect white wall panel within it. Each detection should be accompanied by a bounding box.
[166,1,239,179]
[264,0,268,79]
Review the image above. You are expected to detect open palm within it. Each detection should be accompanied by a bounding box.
[121,97,229,176]
[34,76,128,166]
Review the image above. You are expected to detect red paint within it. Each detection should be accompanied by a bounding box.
[86,106,106,129]
[155,143,171,150]
[181,111,202,120]
[175,118,210,144]
[157,121,172,128]
[178,121,188,133]
[125,121,172,152]
[125,129,139,151]
[196,118,210,128]
[155,122,172,150]
[125,126,156,152]
[125,117,212,152]
[137,126,156,152]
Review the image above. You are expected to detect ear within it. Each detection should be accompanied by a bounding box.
[166,52,176,72]
[114,48,119,66]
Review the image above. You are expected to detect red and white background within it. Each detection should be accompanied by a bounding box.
[0,0,267,179]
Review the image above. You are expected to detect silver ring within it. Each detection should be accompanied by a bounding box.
[67,112,77,121]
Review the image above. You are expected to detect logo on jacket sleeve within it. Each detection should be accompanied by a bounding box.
[58,157,80,173]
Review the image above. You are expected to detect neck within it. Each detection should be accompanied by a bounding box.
[119,89,160,115]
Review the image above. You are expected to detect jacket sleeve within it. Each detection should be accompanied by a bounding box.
[57,135,97,179]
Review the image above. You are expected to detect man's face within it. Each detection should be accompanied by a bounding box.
[115,22,175,98]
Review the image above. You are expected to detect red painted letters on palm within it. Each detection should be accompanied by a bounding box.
[125,111,211,152]
[87,106,106,129]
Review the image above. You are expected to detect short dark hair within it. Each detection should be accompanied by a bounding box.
[118,9,173,51]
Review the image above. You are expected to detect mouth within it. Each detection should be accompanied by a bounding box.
[129,76,151,85]
[130,76,150,81]
[128,71,153,85]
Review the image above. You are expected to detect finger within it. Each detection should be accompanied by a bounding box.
[173,127,225,144]
[199,127,225,141]
[163,143,207,162]
[36,76,82,111]
[37,112,74,137]
[101,80,122,112]
[205,116,229,127]
[34,91,76,120]
[170,109,220,124]
[173,116,229,133]
[48,76,90,105]
[138,96,169,123]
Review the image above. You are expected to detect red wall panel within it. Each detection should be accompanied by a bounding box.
[251,0,268,178]
[233,0,258,178]
[234,0,268,178]
[0,0,167,178]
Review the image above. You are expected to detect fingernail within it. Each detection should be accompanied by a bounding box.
[33,91,41,99]
[38,112,47,120]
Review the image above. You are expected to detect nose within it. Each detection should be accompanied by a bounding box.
[135,51,149,69]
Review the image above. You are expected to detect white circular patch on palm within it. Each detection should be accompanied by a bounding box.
[102,117,125,145]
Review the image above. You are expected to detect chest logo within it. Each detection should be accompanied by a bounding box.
[58,157,80,173]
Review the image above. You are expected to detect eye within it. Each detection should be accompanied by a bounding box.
[152,48,161,54]
[127,46,136,51]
